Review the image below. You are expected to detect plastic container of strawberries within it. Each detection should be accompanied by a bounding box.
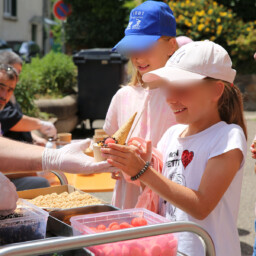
[70,208,178,256]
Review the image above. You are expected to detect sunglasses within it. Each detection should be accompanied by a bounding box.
[0,64,18,79]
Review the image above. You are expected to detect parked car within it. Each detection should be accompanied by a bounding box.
[0,40,12,53]
[7,41,41,63]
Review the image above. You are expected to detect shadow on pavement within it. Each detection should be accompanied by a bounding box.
[239,228,251,236]
[241,241,253,255]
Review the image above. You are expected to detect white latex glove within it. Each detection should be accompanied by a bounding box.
[39,121,57,138]
[0,172,18,216]
[42,139,118,174]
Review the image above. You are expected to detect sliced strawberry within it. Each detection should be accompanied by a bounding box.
[131,218,139,227]
[138,217,148,226]
[110,224,120,230]
[120,222,130,229]
[131,217,148,227]
[108,222,119,229]
[97,224,106,231]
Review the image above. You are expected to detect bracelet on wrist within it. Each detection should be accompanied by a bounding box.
[131,161,151,181]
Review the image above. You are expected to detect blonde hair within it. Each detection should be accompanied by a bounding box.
[128,36,176,86]
[205,78,247,139]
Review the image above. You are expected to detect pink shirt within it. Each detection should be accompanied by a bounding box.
[103,85,176,209]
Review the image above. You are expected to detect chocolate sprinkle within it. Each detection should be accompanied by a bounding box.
[0,209,44,245]
[97,137,118,147]
[0,213,23,220]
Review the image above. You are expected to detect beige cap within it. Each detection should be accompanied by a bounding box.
[143,40,236,85]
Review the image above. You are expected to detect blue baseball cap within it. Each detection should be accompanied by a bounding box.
[112,1,176,54]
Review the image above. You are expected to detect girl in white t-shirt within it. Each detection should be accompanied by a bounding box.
[102,41,247,256]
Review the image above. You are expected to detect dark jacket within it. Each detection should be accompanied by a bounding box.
[0,101,33,143]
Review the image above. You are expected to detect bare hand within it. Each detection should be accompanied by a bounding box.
[101,143,146,177]
[250,143,256,159]
[128,140,152,162]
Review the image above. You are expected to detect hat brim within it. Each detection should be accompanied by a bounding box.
[112,35,161,54]
[143,66,207,85]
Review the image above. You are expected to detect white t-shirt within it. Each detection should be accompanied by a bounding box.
[157,121,247,256]
[104,85,176,209]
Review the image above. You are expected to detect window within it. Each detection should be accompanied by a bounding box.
[31,24,37,43]
[4,0,17,17]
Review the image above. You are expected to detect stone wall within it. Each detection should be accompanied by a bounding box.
[35,94,78,133]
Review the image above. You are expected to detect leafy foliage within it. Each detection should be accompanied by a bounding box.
[216,0,256,22]
[63,0,132,49]
[15,58,41,117]
[15,51,77,116]
[37,51,77,96]
[168,0,256,73]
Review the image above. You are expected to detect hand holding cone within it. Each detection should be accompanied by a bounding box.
[93,112,137,162]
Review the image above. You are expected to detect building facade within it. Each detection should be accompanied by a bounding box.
[0,0,51,53]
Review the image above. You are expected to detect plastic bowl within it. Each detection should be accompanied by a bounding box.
[93,143,106,162]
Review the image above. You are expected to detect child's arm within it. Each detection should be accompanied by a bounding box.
[102,143,243,220]
[250,139,256,159]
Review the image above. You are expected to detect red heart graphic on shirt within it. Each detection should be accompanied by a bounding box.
[181,150,194,169]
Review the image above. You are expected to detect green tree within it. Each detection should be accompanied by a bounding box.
[15,51,77,116]
[64,0,132,50]
[168,0,256,73]
[216,0,256,22]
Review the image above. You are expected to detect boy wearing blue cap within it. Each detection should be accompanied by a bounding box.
[103,1,184,209]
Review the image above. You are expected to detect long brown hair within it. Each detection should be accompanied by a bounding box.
[129,36,177,86]
[205,78,247,139]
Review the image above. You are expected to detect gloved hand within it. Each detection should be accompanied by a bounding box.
[0,172,18,216]
[39,121,57,138]
[42,139,118,174]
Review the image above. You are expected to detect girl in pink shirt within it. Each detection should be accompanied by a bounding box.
[103,1,178,209]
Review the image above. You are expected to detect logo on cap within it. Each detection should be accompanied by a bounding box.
[127,21,133,30]
[132,19,142,30]
[126,10,145,31]
[132,11,145,16]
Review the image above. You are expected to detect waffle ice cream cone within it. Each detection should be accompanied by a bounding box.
[113,112,137,145]
[93,112,137,162]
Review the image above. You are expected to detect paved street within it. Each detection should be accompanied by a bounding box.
[238,116,256,255]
